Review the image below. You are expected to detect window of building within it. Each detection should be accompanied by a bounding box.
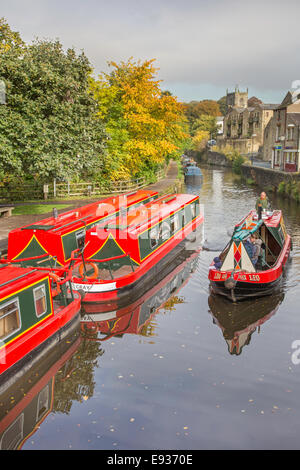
[288,126,295,140]
[33,285,47,317]
[0,298,21,341]
[276,125,281,141]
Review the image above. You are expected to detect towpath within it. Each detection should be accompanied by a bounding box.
[0,160,181,251]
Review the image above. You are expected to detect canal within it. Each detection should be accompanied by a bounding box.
[2,165,300,450]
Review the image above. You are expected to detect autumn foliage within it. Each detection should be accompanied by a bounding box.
[90,58,189,180]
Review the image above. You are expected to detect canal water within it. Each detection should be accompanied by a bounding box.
[2,166,300,450]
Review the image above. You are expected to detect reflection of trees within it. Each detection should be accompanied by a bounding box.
[163,295,185,312]
[52,339,104,414]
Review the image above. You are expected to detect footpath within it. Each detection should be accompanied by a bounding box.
[0,160,182,251]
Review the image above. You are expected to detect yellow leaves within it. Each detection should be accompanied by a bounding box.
[90,57,187,178]
[192,130,209,150]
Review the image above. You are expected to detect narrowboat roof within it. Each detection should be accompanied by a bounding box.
[9,190,158,237]
[0,265,49,299]
[94,193,199,237]
[232,210,282,241]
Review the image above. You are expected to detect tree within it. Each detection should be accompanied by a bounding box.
[0,17,24,54]
[217,96,227,116]
[183,99,221,126]
[0,35,107,180]
[90,58,188,179]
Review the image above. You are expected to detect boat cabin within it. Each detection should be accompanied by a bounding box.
[219,210,287,272]
[72,193,201,282]
[7,190,158,268]
[0,264,80,376]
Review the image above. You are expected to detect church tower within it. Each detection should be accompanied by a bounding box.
[226,85,248,109]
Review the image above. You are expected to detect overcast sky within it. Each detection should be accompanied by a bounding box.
[1,0,299,103]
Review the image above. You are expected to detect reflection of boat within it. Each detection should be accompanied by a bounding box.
[69,194,203,303]
[208,292,284,355]
[208,210,292,301]
[80,249,200,340]
[0,264,81,386]
[7,190,158,268]
[0,325,80,449]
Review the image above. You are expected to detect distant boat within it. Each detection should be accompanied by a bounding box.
[184,165,203,184]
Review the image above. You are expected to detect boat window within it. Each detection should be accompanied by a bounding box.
[36,385,49,422]
[170,214,179,233]
[33,285,47,317]
[149,227,159,249]
[75,229,86,250]
[0,414,24,450]
[191,203,196,219]
[0,298,21,341]
[160,221,171,241]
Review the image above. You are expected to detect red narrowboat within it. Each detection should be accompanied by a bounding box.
[69,193,204,303]
[7,190,158,268]
[208,209,292,301]
[0,263,81,383]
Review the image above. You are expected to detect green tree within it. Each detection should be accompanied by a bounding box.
[0,34,107,181]
[217,96,227,116]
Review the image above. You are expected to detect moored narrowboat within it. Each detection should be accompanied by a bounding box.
[0,263,81,385]
[7,190,158,268]
[69,193,204,303]
[208,209,292,301]
[184,165,203,185]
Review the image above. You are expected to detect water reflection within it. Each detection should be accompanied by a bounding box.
[80,250,200,341]
[0,326,81,450]
[208,292,284,356]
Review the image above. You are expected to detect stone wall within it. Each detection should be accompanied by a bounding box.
[241,163,300,191]
[196,150,231,167]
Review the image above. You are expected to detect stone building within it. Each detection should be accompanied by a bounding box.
[263,91,300,172]
[217,87,278,158]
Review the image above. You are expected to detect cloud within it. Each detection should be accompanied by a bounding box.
[1,0,299,101]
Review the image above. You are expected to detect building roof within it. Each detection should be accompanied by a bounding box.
[286,113,300,126]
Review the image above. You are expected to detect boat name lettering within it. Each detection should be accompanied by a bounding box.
[213,272,227,280]
[249,274,260,281]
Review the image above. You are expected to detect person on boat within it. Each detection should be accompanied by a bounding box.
[213,256,222,269]
[244,237,254,259]
[250,234,262,267]
[255,192,270,219]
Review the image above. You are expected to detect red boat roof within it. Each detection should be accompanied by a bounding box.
[99,193,199,236]
[0,265,50,300]
[9,190,157,237]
